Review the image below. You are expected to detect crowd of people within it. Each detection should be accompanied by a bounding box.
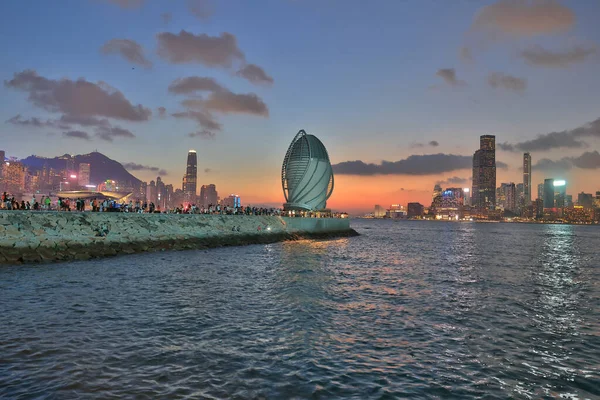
[1,192,346,218]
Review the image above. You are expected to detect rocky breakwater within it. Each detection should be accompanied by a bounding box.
[0,212,356,264]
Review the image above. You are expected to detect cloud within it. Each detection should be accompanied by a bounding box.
[161,12,172,24]
[435,68,466,86]
[411,140,439,148]
[6,114,70,129]
[236,64,274,85]
[101,39,152,68]
[204,168,212,173]
[519,45,596,67]
[168,76,223,94]
[104,0,145,8]
[188,130,216,139]
[123,162,168,175]
[203,91,269,116]
[499,116,600,152]
[188,0,213,20]
[488,72,527,92]
[534,151,600,171]
[95,125,135,142]
[63,130,92,141]
[157,106,166,117]
[5,70,151,121]
[332,153,506,176]
[470,0,575,37]
[157,31,244,67]
[59,114,110,128]
[436,176,470,186]
[172,110,222,132]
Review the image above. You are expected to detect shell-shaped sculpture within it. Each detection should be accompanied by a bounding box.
[282,130,334,211]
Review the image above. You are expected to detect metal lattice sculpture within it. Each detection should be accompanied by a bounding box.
[282,130,334,211]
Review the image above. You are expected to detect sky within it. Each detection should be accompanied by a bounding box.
[1,0,599,214]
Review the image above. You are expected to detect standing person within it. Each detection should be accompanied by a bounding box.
[45,196,51,211]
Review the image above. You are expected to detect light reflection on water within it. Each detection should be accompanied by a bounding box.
[0,220,599,399]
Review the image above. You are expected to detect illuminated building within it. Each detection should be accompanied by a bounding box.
[2,161,27,194]
[156,177,166,209]
[563,206,593,224]
[165,184,173,209]
[503,183,516,212]
[386,204,406,219]
[433,184,442,200]
[200,184,218,207]
[533,198,544,219]
[553,180,567,208]
[438,188,464,219]
[407,202,424,218]
[472,135,496,211]
[576,192,591,208]
[0,150,4,181]
[516,183,524,212]
[183,150,198,203]
[147,180,156,204]
[595,191,600,208]
[543,179,555,209]
[282,130,334,211]
[78,163,91,187]
[374,204,386,218]
[523,152,531,206]
[463,188,471,206]
[223,194,241,208]
[537,183,544,202]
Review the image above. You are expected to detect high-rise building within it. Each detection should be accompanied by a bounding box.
[78,163,91,187]
[463,188,471,206]
[147,180,157,205]
[537,183,544,202]
[543,179,555,209]
[472,135,496,211]
[200,184,218,207]
[554,180,567,208]
[183,150,197,203]
[223,194,241,208]
[0,150,5,182]
[2,161,27,194]
[432,184,442,201]
[407,203,424,218]
[506,183,516,212]
[523,153,531,206]
[374,204,386,218]
[156,177,166,209]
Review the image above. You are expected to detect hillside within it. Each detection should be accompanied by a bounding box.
[20,152,142,187]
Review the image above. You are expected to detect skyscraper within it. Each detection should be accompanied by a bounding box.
[183,150,197,203]
[543,179,555,209]
[472,135,496,211]
[537,183,544,201]
[200,184,218,207]
[78,163,91,187]
[523,153,531,206]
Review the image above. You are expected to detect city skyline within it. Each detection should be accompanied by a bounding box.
[1,0,600,213]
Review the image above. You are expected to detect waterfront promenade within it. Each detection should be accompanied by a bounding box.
[0,211,355,265]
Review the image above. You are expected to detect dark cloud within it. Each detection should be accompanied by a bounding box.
[6,114,70,130]
[488,72,526,92]
[123,162,168,175]
[161,12,172,24]
[204,168,212,173]
[168,76,223,94]
[104,0,145,8]
[411,140,439,149]
[101,38,152,68]
[172,110,222,132]
[188,130,216,139]
[157,31,244,67]
[204,91,268,116]
[436,68,466,86]
[499,116,600,152]
[236,64,274,85]
[63,130,92,141]
[534,151,600,171]
[95,125,135,142]
[5,70,151,121]
[470,0,575,37]
[59,114,110,128]
[436,176,470,186]
[188,0,213,21]
[332,153,506,176]
[519,45,596,68]
[157,106,167,117]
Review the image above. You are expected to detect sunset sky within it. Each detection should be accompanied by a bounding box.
[1,0,599,214]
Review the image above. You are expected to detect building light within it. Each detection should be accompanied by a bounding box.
[463,188,470,193]
[553,180,566,187]
[70,174,77,179]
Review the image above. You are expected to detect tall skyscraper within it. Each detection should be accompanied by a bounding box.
[554,180,567,208]
[537,183,544,201]
[523,153,531,206]
[472,135,496,211]
[183,150,197,203]
[78,163,91,187]
[200,184,218,207]
[543,179,555,209]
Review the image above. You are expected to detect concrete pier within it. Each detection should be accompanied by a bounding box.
[0,212,356,264]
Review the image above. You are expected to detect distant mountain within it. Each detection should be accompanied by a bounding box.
[20,152,142,187]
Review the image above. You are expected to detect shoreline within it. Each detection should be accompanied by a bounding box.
[0,212,357,265]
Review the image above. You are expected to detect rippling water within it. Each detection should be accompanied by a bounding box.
[1,220,599,399]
